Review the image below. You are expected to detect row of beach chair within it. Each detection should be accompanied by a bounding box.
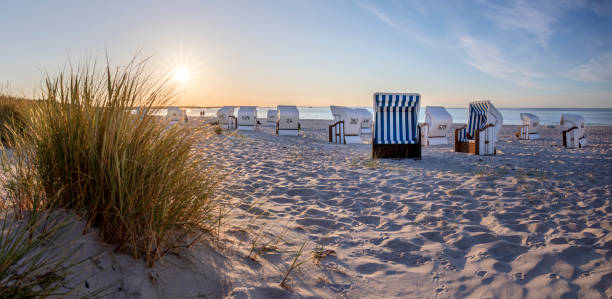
[168,93,587,159]
[216,105,301,136]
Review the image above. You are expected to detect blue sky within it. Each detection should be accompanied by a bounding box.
[1,0,611,107]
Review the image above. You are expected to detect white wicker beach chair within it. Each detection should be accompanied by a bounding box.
[372,93,421,159]
[517,113,540,140]
[166,106,187,124]
[217,106,236,130]
[237,106,257,131]
[422,106,452,146]
[454,100,502,155]
[329,106,362,144]
[276,106,300,136]
[561,114,586,148]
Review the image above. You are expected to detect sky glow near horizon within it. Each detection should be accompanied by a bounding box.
[1,0,611,108]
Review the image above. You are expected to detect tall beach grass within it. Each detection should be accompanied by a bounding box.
[0,95,30,145]
[2,60,224,266]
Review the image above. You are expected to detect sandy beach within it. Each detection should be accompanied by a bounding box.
[199,119,612,298]
[4,118,610,299]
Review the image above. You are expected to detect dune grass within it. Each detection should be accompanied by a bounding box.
[0,95,30,145]
[2,60,224,266]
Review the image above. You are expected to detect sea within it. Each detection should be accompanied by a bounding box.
[185,107,612,126]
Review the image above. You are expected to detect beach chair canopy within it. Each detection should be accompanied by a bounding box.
[237,106,257,126]
[330,105,346,122]
[267,109,277,122]
[561,114,585,137]
[458,100,502,142]
[277,105,299,130]
[356,108,373,129]
[217,106,234,122]
[373,93,420,144]
[425,106,452,138]
[329,106,361,136]
[520,113,539,125]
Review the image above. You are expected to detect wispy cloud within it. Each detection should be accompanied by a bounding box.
[458,35,545,86]
[358,2,399,29]
[480,0,582,46]
[566,52,612,83]
[357,2,438,47]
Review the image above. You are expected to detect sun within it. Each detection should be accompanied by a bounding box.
[174,67,190,83]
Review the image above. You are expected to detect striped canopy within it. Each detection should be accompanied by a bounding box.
[373,93,420,145]
[458,100,492,142]
[374,93,420,107]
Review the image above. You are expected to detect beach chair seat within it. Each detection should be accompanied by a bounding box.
[422,106,452,146]
[454,100,502,155]
[372,93,421,159]
[561,114,586,149]
[516,113,540,140]
[217,106,236,130]
[237,106,257,130]
[329,106,362,143]
[276,105,300,136]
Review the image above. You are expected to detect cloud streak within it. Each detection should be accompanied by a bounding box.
[566,52,612,83]
[458,35,545,86]
[480,0,582,46]
[357,2,439,47]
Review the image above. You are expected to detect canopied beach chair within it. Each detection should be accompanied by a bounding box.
[217,106,236,130]
[517,113,540,140]
[329,106,362,144]
[267,109,277,124]
[356,108,373,135]
[422,106,452,146]
[454,100,502,155]
[276,105,300,136]
[561,114,586,149]
[372,93,421,159]
[166,106,187,123]
[237,106,257,130]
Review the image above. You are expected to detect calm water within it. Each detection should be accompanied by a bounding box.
[187,107,612,126]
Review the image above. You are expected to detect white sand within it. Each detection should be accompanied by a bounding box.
[4,119,610,298]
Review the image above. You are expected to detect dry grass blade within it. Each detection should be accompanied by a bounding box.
[280,241,310,290]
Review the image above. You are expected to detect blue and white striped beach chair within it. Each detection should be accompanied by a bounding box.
[454,100,502,155]
[372,92,421,159]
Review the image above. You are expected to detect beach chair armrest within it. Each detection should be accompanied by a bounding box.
[477,123,495,133]
[563,126,578,134]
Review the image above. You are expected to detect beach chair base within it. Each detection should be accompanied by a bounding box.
[345,135,362,144]
[278,129,299,136]
[562,127,586,148]
[455,125,496,155]
[238,125,255,131]
[426,136,448,146]
[517,126,539,140]
[372,143,421,159]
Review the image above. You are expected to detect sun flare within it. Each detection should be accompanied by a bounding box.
[174,67,190,83]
